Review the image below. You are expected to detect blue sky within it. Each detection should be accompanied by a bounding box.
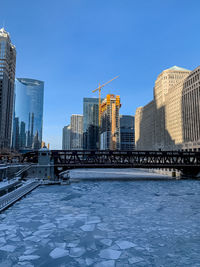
[2,0,200,149]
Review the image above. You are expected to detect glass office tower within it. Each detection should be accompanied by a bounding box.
[12,78,44,151]
[83,98,100,150]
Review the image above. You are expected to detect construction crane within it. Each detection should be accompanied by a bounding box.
[92,76,119,127]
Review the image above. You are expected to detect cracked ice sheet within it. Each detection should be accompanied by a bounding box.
[49,247,69,259]
[99,248,121,260]
[0,174,200,266]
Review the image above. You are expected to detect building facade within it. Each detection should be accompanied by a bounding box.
[0,28,16,149]
[120,115,135,150]
[70,114,83,150]
[83,98,99,150]
[182,66,200,151]
[12,78,44,151]
[100,94,120,150]
[135,101,155,150]
[135,65,200,151]
[62,125,71,150]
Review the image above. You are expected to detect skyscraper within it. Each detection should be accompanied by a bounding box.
[12,78,44,151]
[0,28,16,149]
[83,98,100,150]
[100,94,120,150]
[70,115,83,150]
[62,125,71,150]
[120,115,135,150]
[135,66,191,150]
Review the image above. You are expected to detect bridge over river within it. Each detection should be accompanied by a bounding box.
[22,150,200,177]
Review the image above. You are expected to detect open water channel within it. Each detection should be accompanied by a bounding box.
[0,169,200,267]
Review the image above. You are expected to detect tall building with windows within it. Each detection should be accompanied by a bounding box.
[0,28,16,149]
[120,115,135,150]
[83,98,100,150]
[62,125,71,150]
[182,66,200,151]
[70,114,83,150]
[100,94,120,150]
[135,65,198,151]
[12,78,44,151]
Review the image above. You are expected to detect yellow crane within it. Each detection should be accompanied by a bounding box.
[92,76,119,127]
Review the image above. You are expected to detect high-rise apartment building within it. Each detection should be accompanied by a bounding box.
[62,125,71,150]
[100,94,120,150]
[0,28,16,149]
[135,65,200,151]
[12,78,44,151]
[70,114,83,150]
[83,98,100,150]
[120,115,135,150]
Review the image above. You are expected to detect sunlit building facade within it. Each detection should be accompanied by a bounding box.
[12,78,44,150]
[100,94,120,150]
[135,65,200,151]
[0,28,16,149]
[70,114,83,150]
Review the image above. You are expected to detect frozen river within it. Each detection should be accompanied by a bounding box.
[0,169,200,266]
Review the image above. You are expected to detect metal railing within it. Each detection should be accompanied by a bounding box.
[0,181,40,212]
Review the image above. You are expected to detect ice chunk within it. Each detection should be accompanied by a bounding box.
[115,240,136,249]
[100,239,112,246]
[49,247,69,259]
[55,242,66,249]
[128,256,144,264]
[0,244,16,252]
[69,247,86,257]
[0,237,6,244]
[80,224,95,232]
[86,257,94,266]
[33,230,52,238]
[24,235,41,242]
[24,248,37,255]
[67,240,79,248]
[38,223,56,230]
[99,249,121,260]
[87,216,101,224]
[19,255,40,261]
[94,260,115,267]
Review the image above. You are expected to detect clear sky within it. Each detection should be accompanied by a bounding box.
[2,0,200,149]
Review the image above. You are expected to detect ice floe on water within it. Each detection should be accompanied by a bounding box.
[69,247,86,257]
[0,169,200,266]
[19,255,40,261]
[80,223,95,232]
[115,240,136,249]
[49,247,69,259]
[99,248,121,260]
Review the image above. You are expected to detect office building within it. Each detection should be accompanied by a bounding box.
[12,78,44,150]
[83,98,100,150]
[182,66,200,151]
[100,94,120,150]
[120,115,135,150]
[62,125,71,150]
[70,114,83,150]
[135,65,200,151]
[0,28,16,149]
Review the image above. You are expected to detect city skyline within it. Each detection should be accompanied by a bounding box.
[2,0,200,149]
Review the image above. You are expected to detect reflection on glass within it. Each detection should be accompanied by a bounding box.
[12,78,44,151]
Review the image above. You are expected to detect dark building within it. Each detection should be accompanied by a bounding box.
[120,115,135,150]
[83,98,100,150]
[12,78,44,151]
[0,28,16,149]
